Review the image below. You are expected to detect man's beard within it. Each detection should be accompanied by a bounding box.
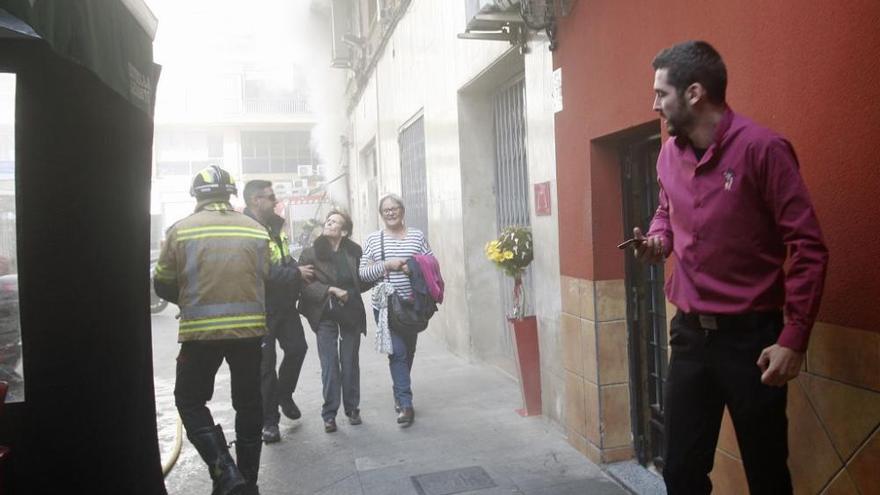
[665,103,693,137]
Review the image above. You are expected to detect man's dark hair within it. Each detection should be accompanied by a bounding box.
[243,180,273,205]
[327,209,353,237]
[652,40,727,104]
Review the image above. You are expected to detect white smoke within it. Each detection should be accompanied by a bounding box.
[147,0,350,206]
[288,0,350,208]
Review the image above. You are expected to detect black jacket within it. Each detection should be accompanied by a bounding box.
[243,208,305,332]
[298,236,369,334]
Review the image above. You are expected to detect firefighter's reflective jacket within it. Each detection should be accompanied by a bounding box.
[153,202,277,342]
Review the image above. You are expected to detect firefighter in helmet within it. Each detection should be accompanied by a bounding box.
[154,165,294,495]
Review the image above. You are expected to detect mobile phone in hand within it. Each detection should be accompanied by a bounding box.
[617,237,644,250]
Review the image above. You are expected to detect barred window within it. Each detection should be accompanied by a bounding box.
[398,116,428,237]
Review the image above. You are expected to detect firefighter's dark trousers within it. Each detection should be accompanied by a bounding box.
[663,310,792,495]
[175,338,263,447]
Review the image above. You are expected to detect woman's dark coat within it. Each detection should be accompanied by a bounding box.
[298,235,369,334]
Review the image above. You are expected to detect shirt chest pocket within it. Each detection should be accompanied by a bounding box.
[699,171,765,242]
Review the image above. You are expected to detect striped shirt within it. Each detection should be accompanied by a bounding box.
[359,228,432,305]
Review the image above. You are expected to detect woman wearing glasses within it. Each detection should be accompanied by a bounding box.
[299,210,369,433]
[358,194,432,426]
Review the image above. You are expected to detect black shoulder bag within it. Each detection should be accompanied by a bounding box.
[382,231,430,335]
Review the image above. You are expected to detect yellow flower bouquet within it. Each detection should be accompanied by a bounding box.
[485,226,534,318]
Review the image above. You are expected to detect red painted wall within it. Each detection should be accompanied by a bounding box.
[553,0,880,331]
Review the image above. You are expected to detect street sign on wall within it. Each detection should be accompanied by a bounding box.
[534,181,551,216]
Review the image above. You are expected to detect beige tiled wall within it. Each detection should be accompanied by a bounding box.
[560,275,632,463]
[560,275,880,495]
[708,321,880,495]
[823,470,860,495]
[597,321,628,385]
[807,322,880,391]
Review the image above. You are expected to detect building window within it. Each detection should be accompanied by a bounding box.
[398,115,428,237]
[241,131,315,174]
[0,73,22,403]
[493,76,533,318]
[154,130,224,177]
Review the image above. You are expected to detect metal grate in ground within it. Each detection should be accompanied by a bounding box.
[411,466,496,495]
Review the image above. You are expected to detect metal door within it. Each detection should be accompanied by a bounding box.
[493,75,533,320]
[621,135,668,469]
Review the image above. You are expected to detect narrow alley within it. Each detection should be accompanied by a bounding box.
[153,306,634,495]
[2,1,879,494]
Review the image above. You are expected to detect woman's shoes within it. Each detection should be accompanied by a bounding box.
[261,424,280,444]
[396,407,414,426]
[324,411,362,432]
[347,410,362,425]
[324,408,412,430]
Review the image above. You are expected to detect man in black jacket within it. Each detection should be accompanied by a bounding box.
[244,180,314,443]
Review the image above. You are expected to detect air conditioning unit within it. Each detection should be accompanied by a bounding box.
[314,164,326,178]
[330,0,355,68]
[460,0,524,43]
[465,0,521,31]
[297,165,314,177]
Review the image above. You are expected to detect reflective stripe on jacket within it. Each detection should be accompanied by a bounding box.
[154,202,271,342]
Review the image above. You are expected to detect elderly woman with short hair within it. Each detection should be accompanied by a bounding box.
[358,194,432,426]
[298,210,369,433]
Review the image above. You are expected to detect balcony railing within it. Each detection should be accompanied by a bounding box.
[243,97,311,115]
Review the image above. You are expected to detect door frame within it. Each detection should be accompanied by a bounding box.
[620,131,668,469]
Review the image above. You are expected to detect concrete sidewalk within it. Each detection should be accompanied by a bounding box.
[157,320,630,495]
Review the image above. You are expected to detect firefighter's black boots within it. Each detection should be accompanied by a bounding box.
[235,437,262,495]
[189,425,247,495]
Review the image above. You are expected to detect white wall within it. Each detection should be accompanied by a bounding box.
[523,38,563,425]
[347,2,561,395]
[348,1,511,360]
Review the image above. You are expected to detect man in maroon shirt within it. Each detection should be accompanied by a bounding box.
[633,41,828,494]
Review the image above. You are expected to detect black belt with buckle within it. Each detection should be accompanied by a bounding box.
[680,310,782,332]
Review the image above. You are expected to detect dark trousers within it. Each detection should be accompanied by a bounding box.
[260,314,307,426]
[174,338,263,445]
[316,319,361,420]
[663,310,792,495]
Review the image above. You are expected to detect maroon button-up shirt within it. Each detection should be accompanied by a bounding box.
[648,108,828,351]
